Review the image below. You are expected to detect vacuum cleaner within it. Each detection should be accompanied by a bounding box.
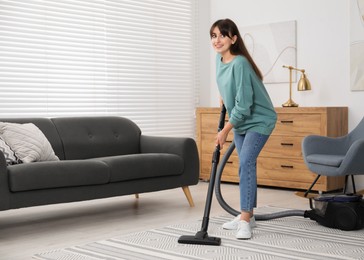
[179,105,364,246]
[178,105,227,245]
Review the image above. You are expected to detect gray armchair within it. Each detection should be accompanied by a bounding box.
[302,117,364,196]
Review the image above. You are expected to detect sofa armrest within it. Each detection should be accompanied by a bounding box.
[0,150,6,170]
[140,135,199,184]
[0,150,7,181]
[0,151,10,210]
[140,135,195,155]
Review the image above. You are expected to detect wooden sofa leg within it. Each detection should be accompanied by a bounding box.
[182,186,194,207]
[135,194,139,199]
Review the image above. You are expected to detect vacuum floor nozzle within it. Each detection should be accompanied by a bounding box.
[178,231,221,246]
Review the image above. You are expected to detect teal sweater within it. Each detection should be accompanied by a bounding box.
[216,54,277,135]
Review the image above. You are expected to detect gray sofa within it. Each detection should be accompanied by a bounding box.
[0,116,199,211]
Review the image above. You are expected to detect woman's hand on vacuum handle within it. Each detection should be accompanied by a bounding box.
[215,122,233,150]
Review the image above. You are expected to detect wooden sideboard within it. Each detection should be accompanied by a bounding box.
[196,107,348,192]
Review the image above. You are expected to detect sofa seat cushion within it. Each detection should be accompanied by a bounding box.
[93,153,184,182]
[8,160,110,192]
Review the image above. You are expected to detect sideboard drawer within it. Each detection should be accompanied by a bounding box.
[260,135,303,158]
[274,113,321,136]
[201,153,239,182]
[201,133,234,155]
[257,157,320,183]
[200,114,228,134]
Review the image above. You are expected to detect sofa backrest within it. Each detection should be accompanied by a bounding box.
[0,118,65,160]
[51,116,141,160]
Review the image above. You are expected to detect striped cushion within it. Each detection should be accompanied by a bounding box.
[0,136,20,165]
[0,122,59,163]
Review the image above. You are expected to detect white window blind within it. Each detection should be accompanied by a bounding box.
[0,0,198,137]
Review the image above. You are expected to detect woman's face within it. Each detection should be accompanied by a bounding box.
[211,27,236,56]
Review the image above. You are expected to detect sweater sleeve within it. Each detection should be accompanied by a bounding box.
[229,61,254,127]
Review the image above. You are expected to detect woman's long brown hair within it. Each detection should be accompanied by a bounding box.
[210,19,263,80]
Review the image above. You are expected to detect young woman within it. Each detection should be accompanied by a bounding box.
[210,19,277,239]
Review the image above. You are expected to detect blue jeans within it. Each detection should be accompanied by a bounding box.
[234,131,269,212]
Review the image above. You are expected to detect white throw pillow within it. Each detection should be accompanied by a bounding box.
[0,122,59,163]
[0,136,20,165]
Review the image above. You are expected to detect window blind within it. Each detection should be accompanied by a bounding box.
[0,0,198,137]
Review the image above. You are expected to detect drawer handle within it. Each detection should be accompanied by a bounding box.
[281,143,293,146]
[280,120,293,124]
[226,161,233,164]
[281,165,294,169]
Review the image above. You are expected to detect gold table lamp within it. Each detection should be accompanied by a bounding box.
[282,65,311,107]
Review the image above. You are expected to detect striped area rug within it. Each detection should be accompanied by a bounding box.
[34,207,364,260]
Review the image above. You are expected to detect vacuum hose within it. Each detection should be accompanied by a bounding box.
[214,140,306,220]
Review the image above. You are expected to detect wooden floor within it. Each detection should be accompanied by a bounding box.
[0,182,309,259]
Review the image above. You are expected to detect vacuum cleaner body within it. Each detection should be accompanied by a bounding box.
[304,194,364,231]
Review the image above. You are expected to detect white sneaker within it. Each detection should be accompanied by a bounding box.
[236,220,252,239]
[222,214,257,230]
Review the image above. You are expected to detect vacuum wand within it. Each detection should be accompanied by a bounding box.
[178,105,226,246]
[200,104,226,231]
[200,143,220,232]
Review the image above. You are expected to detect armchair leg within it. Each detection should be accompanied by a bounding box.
[304,175,321,197]
[344,175,348,194]
[351,175,357,194]
[182,186,195,207]
[343,175,356,194]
